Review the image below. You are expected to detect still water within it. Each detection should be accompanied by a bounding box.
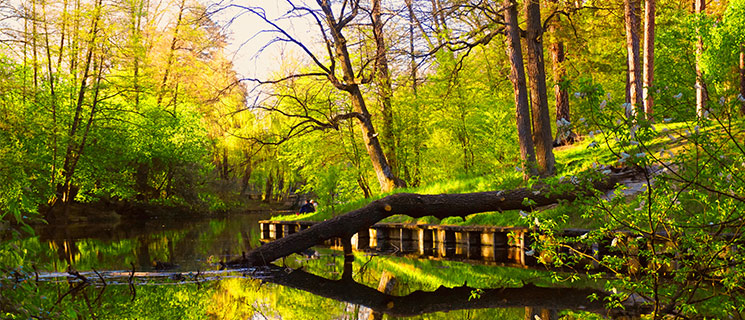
[15,211,613,319]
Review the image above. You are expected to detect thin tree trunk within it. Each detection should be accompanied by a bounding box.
[525,0,556,176]
[157,0,185,109]
[131,0,144,108]
[263,171,273,203]
[695,0,707,118]
[240,152,253,195]
[31,0,38,90]
[42,1,59,188]
[406,0,417,96]
[740,47,745,116]
[642,0,656,120]
[56,0,103,208]
[503,0,537,177]
[624,0,643,116]
[222,148,229,180]
[549,0,572,146]
[371,0,398,178]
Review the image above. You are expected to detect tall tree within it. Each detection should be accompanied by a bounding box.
[695,0,708,117]
[54,0,105,211]
[624,0,643,116]
[371,0,398,177]
[525,0,556,176]
[740,46,745,116]
[642,0,656,119]
[242,0,405,192]
[549,0,573,146]
[503,0,537,177]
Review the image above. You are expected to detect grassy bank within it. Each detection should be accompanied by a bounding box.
[273,119,728,229]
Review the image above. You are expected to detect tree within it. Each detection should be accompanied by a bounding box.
[642,0,656,119]
[548,0,574,146]
[739,44,745,115]
[503,0,537,177]
[371,0,398,178]
[235,1,405,192]
[525,0,556,176]
[624,0,643,116]
[695,0,708,118]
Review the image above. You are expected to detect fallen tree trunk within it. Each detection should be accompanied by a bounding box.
[257,264,648,317]
[230,168,635,266]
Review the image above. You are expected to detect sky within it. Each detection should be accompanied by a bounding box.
[212,0,319,80]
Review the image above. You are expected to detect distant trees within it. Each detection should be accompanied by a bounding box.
[0,0,249,218]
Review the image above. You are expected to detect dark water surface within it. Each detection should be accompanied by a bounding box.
[16,211,613,319]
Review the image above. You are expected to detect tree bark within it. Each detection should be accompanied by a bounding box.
[549,0,573,146]
[525,0,556,176]
[739,46,744,116]
[694,0,707,118]
[503,0,537,177]
[231,169,634,266]
[624,0,643,116]
[255,265,646,317]
[371,0,398,178]
[642,0,656,120]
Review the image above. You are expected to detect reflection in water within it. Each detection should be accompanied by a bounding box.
[33,212,270,272]
[20,213,645,319]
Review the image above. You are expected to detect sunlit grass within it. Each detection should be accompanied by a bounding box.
[273,118,745,230]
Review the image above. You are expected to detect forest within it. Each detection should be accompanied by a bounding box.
[2,0,745,318]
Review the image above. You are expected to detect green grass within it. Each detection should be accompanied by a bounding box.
[273,119,744,229]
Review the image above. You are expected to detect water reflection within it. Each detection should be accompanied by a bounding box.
[21,213,645,319]
[33,212,270,272]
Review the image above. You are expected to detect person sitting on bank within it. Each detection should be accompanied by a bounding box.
[298,200,315,214]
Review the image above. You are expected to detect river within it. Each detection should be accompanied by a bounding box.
[8,210,619,319]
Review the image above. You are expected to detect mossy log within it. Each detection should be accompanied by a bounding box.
[229,168,635,267]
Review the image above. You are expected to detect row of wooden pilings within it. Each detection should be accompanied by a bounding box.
[260,220,539,267]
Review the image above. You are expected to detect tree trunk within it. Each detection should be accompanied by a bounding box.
[525,0,556,176]
[695,0,707,118]
[231,169,634,266]
[549,0,573,146]
[157,0,185,109]
[642,0,656,120]
[503,0,537,177]
[624,0,642,116]
[221,148,229,180]
[319,1,405,192]
[406,0,417,96]
[372,0,398,178]
[740,47,745,116]
[54,0,103,210]
[263,172,273,203]
[240,152,253,195]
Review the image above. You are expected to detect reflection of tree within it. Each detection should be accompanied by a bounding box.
[258,265,648,318]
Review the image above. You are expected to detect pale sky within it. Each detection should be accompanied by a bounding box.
[212,0,320,80]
